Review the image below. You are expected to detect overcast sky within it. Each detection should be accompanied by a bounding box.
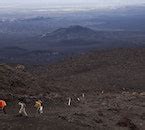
[1,0,145,5]
[0,0,145,9]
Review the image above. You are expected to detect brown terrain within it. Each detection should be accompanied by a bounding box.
[1,48,145,130]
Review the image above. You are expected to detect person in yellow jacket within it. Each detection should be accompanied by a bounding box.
[0,100,7,114]
[34,100,43,114]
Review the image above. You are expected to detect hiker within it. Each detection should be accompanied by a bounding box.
[0,100,7,114]
[34,100,43,114]
[18,99,28,117]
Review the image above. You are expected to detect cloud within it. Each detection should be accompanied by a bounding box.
[0,0,145,9]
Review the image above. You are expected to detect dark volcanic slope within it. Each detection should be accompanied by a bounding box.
[37,48,145,93]
[1,48,145,99]
[0,64,41,100]
[1,48,145,130]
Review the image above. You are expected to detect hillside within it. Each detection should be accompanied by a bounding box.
[0,48,145,130]
[35,48,145,94]
[0,48,145,98]
[0,47,64,64]
[1,48,145,98]
[0,64,42,100]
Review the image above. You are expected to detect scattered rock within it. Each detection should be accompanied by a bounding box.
[15,64,25,71]
[140,113,145,120]
[116,117,139,130]
[132,92,138,96]
[73,113,87,117]
[107,107,120,113]
[98,111,104,117]
[140,92,145,96]
[122,91,130,95]
[58,115,67,121]
[93,117,103,124]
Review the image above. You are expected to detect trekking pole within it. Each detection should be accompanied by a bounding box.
[68,97,71,106]
[82,93,85,98]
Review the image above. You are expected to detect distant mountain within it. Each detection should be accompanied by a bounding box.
[39,25,145,49]
[40,25,104,44]
[1,25,145,65]
[29,25,119,53]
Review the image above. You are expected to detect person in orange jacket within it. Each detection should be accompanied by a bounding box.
[0,100,7,114]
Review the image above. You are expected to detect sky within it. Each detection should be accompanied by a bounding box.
[1,0,145,4]
[0,0,145,10]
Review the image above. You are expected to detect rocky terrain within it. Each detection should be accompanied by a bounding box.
[1,92,145,130]
[1,48,145,130]
[34,48,145,94]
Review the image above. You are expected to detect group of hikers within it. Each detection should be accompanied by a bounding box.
[0,98,43,117]
[0,93,86,116]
